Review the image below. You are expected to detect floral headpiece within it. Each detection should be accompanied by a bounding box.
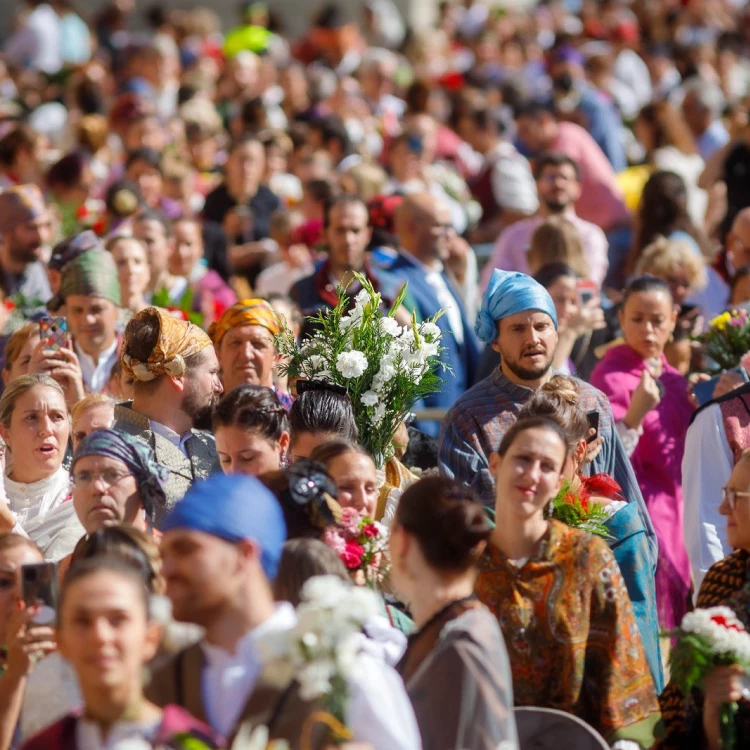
[121,306,212,382]
[286,460,342,529]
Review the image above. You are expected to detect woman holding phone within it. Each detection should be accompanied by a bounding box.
[591,276,695,631]
[0,534,53,750]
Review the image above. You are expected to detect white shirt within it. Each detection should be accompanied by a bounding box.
[5,466,70,529]
[76,716,160,750]
[200,602,297,738]
[201,603,421,749]
[149,420,194,457]
[682,403,733,597]
[3,4,62,74]
[487,141,539,216]
[255,261,314,297]
[400,251,464,345]
[76,338,119,394]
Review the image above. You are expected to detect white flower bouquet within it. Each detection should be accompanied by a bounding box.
[276,272,448,468]
[668,606,750,749]
[256,576,382,748]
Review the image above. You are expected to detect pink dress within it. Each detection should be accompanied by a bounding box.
[591,344,695,629]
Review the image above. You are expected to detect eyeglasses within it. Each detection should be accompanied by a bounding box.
[72,469,133,488]
[722,487,750,511]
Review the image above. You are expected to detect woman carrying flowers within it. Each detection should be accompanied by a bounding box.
[476,417,661,746]
[658,448,750,749]
[591,276,695,631]
[517,375,663,693]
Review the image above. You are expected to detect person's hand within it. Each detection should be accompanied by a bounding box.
[4,603,57,678]
[624,370,662,430]
[29,342,86,406]
[570,300,606,336]
[228,242,273,270]
[703,664,745,708]
[583,431,604,465]
[444,234,470,283]
[713,371,746,400]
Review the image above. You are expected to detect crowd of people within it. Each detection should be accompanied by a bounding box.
[1,0,750,748]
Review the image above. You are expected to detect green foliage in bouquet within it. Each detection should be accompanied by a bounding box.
[275,273,448,468]
[552,480,611,538]
[151,286,204,327]
[695,309,750,374]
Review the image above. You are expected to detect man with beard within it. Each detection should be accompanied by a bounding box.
[438,269,663,691]
[0,183,54,302]
[208,298,292,409]
[480,152,609,290]
[46,245,120,397]
[291,194,402,338]
[112,307,223,524]
[439,269,655,547]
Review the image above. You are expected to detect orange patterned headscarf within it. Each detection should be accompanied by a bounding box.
[208,298,282,348]
[121,307,212,382]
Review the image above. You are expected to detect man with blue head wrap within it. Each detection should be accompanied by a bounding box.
[148,473,421,748]
[439,268,664,693]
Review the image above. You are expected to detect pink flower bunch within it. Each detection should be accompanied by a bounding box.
[322,509,389,586]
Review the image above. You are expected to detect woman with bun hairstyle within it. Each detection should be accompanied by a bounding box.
[213,385,290,476]
[518,375,662,694]
[591,276,694,632]
[391,476,518,750]
[476,417,660,746]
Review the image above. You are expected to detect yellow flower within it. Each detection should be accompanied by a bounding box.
[712,312,732,331]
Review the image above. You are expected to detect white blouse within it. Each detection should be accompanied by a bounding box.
[4,466,79,559]
[5,465,71,528]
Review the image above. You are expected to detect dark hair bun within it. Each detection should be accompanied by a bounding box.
[396,477,492,572]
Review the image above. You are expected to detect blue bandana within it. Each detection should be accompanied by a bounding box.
[161,474,287,580]
[475,269,559,344]
[73,429,168,522]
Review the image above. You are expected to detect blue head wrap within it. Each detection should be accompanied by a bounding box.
[475,269,558,344]
[73,429,168,523]
[161,474,287,580]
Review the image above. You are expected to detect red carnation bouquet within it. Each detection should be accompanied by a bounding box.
[552,478,611,538]
[323,508,389,587]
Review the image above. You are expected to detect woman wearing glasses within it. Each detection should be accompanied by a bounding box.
[658,449,750,749]
[71,428,169,536]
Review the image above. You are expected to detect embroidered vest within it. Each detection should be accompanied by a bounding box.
[720,392,750,464]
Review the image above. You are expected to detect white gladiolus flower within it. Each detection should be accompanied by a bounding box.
[361,390,379,406]
[354,288,371,307]
[379,317,401,336]
[297,660,335,700]
[372,403,387,424]
[301,575,349,608]
[336,350,368,378]
[419,322,441,339]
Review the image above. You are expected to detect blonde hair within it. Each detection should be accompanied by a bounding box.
[3,322,39,373]
[527,216,590,278]
[0,374,66,427]
[635,235,708,291]
[71,393,115,424]
[341,164,388,203]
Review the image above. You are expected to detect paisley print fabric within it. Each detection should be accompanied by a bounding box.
[475,520,660,743]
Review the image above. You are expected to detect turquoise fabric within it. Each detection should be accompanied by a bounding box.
[605,501,664,694]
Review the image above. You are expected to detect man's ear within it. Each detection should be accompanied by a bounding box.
[168,374,187,394]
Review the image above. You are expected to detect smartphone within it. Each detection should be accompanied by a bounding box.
[39,316,70,351]
[21,562,58,626]
[577,280,597,307]
[586,410,599,443]
[693,366,750,406]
